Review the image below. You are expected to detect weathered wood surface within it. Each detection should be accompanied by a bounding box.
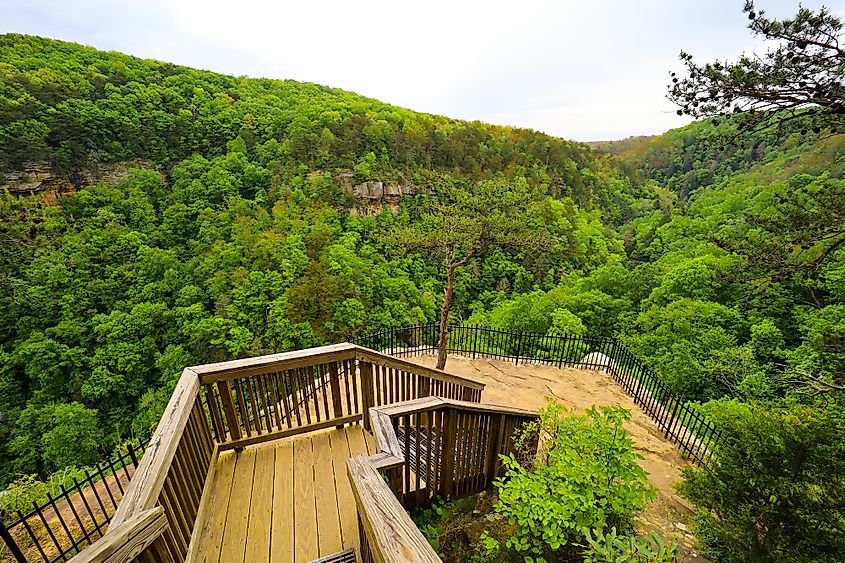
[88,343,490,562]
[349,396,539,562]
[192,344,358,383]
[183,444,219,562]
[346,457,440,563]
[111,368,201,525]
[67,507,167,563]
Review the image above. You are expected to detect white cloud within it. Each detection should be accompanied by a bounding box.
[3,0,844,141]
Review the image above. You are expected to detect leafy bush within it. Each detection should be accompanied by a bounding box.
[581,527,677,563]
[0,466,89,515]
[493,402,656,560]
[677,401,845,562]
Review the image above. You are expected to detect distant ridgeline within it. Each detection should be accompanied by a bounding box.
[0,33,644,220]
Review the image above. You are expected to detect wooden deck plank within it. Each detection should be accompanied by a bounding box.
[313,432,343,557]
[244,445,275,561]
[346,424,370,458]
[194,451,237,563]
[195,427,376,563]
[328,429,357,550]
[218,449,256,562]
[293,436,318,563]
[363,425,379,455]
[270,440,294,562]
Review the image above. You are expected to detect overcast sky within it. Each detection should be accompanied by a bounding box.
[3,0,844,141]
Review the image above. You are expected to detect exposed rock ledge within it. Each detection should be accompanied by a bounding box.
[2,161,150,203]
[347,180,416,200]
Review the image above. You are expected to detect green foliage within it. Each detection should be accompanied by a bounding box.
[677,401,845,562]
[0,34,844,563]
[9,402,105,475]
[493,402,656,559]
[669,1,845,136]
[580,528,677,563]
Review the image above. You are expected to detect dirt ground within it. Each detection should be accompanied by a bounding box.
[408,354,707,561]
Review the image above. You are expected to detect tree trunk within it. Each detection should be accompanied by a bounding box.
[436,266,456,370]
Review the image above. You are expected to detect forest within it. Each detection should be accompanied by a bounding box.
[0,31,843,561]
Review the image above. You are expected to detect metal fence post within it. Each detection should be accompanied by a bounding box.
[0,520,27,563]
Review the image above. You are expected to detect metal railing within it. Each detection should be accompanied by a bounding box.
[1,439,147,563]
[353,323,723,465]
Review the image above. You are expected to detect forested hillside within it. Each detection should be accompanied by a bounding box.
[0,34,637,482]
[1,33,843,560]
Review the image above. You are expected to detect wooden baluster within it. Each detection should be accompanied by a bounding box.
[341,360,352,416]
[361,362,374,431]
[319,364,331,420]
[257,374,275,432]
[414,412,422,507]
[266,372,283,430]
[297,367,313,425]
[246,376,262,434]
[280,370,296,427]
[216,381,241,441]
[307,365,322,422]
[234,380,252,438]
[330,362,344,428]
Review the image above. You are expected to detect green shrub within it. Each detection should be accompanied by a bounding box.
[581,527,677,563]
[678,401,845,562]
[493,402,656,560]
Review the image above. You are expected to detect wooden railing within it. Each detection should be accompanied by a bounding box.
[67,343,485,562]
[348,397,539,562]
[106,368,215,562]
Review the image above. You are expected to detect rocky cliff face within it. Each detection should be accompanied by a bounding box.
[347,180,417,200]
[2,163,419,212]
[1,161,149,204]
[336,171,421,214]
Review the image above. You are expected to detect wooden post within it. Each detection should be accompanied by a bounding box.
[441,408,457,499]
[485,415,504,488]
[420,375,431,398]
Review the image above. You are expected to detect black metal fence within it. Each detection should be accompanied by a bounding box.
[1,439,148,563]
[353,323,723,466]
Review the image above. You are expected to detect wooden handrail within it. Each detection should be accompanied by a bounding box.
[69,507,167,563]
[347,457,440,563]
[112,368,200,525]
[191,343,358,383]
[354,347,485,391]
[374,396,537,418]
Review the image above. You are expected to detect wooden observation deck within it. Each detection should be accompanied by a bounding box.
[68,343,538,563]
